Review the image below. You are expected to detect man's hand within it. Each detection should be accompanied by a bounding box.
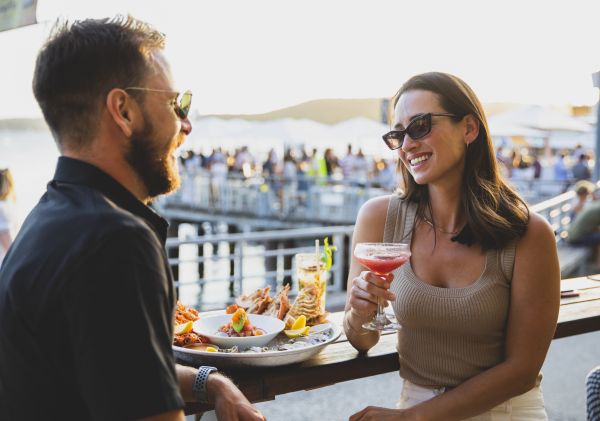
[207,373,265,421]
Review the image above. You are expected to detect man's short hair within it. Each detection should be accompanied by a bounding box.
[32,16,165,150]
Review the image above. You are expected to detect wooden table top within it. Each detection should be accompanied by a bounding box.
[184,275,600,414]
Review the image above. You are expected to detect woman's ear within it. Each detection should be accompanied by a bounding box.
[105,89,138,138]
[464,114,480,146]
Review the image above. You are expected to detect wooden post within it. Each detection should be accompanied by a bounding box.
[283,239,294,287]
[195,223,205,305]
[264,239,278,290]
[228,224,240,298]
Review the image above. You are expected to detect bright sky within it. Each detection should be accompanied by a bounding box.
[1,0,600,119]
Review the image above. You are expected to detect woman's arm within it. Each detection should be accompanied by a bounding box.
[403,212,561,420]
[344,195,396,352]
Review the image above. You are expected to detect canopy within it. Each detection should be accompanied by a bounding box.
[488,105,591,134]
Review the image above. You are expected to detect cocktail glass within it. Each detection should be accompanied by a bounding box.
[354,242,411,331]
[295,252,328,311]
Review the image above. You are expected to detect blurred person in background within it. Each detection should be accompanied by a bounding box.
[0,169,17,266]
[554,152,571,192]
[572,154,592,182]
[352,148,371,187]
[324,148,338,179]
[340,143,356,181]
[570,180,596,219]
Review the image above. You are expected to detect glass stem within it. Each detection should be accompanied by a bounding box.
[375,298,388,327]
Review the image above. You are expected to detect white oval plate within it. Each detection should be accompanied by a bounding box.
[193,313,285,348]
[173,323,342,368]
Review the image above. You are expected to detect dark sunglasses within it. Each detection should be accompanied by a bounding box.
[382,112,460,150]
[124,87,193,120]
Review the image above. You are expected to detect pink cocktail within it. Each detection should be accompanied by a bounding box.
[356,255,409,276]
[354,242,411,331]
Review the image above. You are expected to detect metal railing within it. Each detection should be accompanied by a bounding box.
[162,170,395,225]
[160,171,575,227]
[168,180,595,308]
[530,191,575,244]
[167,225,354,309]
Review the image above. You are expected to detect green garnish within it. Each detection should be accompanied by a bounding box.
[321,237,337,271]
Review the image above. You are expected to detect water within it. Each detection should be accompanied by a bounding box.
[176,223,273,308]
[0,129,59,225]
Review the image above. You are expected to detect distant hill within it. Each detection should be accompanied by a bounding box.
[203,99,527,124]
[0,99,532,131]
[205,98,387,125]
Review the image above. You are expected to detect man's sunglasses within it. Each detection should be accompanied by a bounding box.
[382,112,460,150]
[124,87,192,120]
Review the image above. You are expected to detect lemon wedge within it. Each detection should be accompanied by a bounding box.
[174,320,193,335]
[291,315,307,330]
[284,326,310,338]
[205,346,219,353]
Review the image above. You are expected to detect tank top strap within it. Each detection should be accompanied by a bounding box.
[384,194,417,244]
[498,238,518,283]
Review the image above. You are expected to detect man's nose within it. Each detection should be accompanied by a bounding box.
[181,118,192,135]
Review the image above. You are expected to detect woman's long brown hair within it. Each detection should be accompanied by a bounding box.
[393,72,529,250]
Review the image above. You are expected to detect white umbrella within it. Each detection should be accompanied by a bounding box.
[489,105,591,133]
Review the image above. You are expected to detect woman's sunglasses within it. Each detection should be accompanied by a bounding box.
[124,87,193,120]
[382,112,460,150]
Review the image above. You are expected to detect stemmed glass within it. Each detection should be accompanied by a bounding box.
[354,242,411,331]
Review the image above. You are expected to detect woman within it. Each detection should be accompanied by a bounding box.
[0,168,17,265]
[345,72,559,420]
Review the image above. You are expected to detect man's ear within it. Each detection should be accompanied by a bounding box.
[464,114,480,146]
[106,89,138,138]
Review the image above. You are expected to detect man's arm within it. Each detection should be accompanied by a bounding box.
[176,364,265,421]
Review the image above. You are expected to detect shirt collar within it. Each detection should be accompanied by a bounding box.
[52,156,169,243]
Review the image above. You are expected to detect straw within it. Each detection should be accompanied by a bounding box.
[315,239,320,280]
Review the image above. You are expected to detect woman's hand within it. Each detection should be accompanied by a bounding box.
[347,271,395,317]
[350,406,418,421]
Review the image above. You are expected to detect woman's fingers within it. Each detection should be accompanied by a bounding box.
[361,271,394,288]
[349,272,396,310]
[356,272,396,301]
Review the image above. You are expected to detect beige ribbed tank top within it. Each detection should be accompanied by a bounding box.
[385,195,517,388]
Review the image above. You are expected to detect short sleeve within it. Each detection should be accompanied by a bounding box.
[62,225,184,420]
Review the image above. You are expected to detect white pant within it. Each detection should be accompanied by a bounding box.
[397,380,548,420]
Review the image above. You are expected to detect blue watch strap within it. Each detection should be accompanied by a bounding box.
[193,366,218,404]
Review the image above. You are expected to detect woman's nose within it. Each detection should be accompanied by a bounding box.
[401,134,416,152]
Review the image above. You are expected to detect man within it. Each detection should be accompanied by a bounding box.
[0,16,264,421]
[572,153,592,182]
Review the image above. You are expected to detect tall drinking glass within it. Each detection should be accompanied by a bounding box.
[354,242,411,331]
[295,252,328,311]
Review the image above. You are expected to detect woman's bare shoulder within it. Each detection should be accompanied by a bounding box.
[524,211,555,241]
[357,195,394,222]
[516,210,557,257]
[353,195,396,243]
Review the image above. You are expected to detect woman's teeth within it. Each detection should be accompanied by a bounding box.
[410,155,430,166]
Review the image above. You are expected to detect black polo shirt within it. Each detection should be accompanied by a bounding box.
[0,157,184,420]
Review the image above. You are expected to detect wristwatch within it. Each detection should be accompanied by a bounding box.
[193,366,218,404]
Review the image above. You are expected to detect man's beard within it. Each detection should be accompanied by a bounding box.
[125,117,181,199]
